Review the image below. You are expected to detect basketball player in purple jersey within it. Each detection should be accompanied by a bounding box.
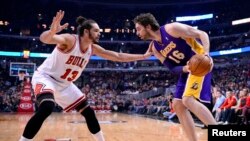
[134,13,216,141]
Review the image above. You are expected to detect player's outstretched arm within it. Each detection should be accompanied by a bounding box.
[39,10,73,49]
[92,44,152,62]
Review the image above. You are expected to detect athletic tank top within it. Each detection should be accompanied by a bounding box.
[153,26,205,68]
[38,35,92,84]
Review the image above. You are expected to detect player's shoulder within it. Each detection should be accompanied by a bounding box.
[91,43,104,54]
[65,33,77,44]
[58,33,77,45]
[57,34,77,51]
[92,43,101,49]
[164,22,182,31]
[163,22,185,38]
[63,33,77,40]
[59,33,76,37]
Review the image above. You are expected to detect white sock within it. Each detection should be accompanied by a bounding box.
[19,136,33,141]
[92,130,105,141]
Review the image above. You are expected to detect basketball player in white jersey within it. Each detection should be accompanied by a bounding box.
[19,10,152,141]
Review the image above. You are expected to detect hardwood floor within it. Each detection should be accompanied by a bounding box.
[0,112,208,141]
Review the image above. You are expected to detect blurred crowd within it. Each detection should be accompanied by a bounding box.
[1,58,249,125]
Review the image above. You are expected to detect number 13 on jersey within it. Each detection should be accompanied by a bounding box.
[60,69,79,81]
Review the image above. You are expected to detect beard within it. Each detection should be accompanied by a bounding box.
[89,32,99,44]
[141,31,151,41]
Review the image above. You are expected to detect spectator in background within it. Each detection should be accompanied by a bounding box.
[212,90,226,122]
[241,89,250,125]
[162,94,176,120]
[218,90,237,124]
[230,89,247,123]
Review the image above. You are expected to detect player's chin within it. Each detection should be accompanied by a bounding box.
[93,39,99,43]
[139,37,145,40]
[141,36,149,41]
[143,38,150,41]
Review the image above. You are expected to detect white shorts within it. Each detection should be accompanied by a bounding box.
[32,71,86,112]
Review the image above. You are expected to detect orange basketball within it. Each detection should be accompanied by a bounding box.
[44,139,56,141]
[188,54,213,76]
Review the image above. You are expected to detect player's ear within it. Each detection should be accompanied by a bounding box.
[146,25,151,30]
[84,29,89,35]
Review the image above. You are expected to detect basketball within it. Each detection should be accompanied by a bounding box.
[44,139,56,141]
[188,54,213,76]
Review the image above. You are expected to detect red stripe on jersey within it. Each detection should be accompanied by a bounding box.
[64,96,86,112]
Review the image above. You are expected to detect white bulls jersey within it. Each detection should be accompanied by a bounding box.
[37,35,92,84]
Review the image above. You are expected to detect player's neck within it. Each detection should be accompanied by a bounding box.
[151,30,162,43]
[80,37,92,51]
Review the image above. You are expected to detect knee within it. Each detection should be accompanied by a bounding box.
[38,101,55,118]
[36,93,55,117]
[172,100,179,111]
[182,96,194,108]
[75,100,89,113]
[172,100,185,112]
[81,106,95,118]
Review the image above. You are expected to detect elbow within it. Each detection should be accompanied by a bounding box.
[39,34,47,44]
[39,32,52,44]
[200,31,209,38]
[118,58,127,62]
[115,54,127,62]
[39,34,44,43]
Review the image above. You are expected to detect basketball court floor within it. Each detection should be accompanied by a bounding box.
[0,112,207,141]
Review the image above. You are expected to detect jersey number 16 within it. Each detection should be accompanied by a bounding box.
[168,50,185,63]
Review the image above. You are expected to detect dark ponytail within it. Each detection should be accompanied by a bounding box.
[76,16,87,25]
[76,16,97,36]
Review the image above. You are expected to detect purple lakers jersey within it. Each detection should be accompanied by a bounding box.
[153,26,205,69]
[153,26,212,103]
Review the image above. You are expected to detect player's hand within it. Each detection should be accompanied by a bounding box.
[151,45,165,63]
[143,51,153,59]
[216,108,221,112]
[205,54,214,72]
[50,10,69,34]
[183,61,191,73]
[142,44,154,59]
[147,44,153,53]
[209,56,214,72]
